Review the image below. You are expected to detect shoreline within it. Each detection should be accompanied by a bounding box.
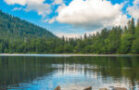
[0,53,138,57]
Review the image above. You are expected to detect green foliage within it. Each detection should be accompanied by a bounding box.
[0,10,139,54]
[131,19,139,53]
[0,10,56,40]
[131,38,139,53]
[119,33,133,53]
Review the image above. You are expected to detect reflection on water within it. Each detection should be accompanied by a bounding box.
[0,56,139,90]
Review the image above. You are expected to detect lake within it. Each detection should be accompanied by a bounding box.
[0,54,139,90]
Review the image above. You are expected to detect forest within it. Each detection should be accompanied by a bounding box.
[0,10,139,54]
[0,10,56,40]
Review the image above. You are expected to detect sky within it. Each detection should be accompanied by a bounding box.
[0,0,139,38]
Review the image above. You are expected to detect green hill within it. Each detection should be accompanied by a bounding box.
[0,10,56,40]
[0,10,139,54]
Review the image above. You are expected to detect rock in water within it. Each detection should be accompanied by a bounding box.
[84,86,92,90]
[114,87,127,90]
[99,88,108,90]
[55,86,61,90]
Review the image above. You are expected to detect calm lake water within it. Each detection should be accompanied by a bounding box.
[0,54,139,90]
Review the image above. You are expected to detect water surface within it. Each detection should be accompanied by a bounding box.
[0,55,139,90]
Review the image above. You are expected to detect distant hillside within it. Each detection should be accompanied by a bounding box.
[0,10,56,40]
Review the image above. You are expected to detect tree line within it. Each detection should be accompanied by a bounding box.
[0,18,139,54]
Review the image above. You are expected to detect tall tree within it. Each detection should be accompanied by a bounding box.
[131,19,139,53]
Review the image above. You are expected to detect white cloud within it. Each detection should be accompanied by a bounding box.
[4,0,26,5]
[48,17,56,24]
[4,0,51,17]
[127,0,139,19]
[134,0,139,5]
[56,29,100,38]
[4,0,45,5]
[56,0,128,30]
[12,7,23,11]
[4,0,130,33]
[53,0,63,5]
[25,2,51,17]
[56,32,82,38]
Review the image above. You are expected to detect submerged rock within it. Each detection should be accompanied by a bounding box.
[99,86,127,90]
[55,86,61,90]
[99,88,108,90]
[83,86,92,90]
[113,87,127,90]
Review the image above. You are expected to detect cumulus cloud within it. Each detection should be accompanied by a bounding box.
[4,0,51,17]
[127,0,139,19]
[48,17,56,24]
[4,0,26,5]
[56,33,82,38]
[4,0,130,34]
[12,7,23,11]
[4,0,45,5]
[56,29,101,38]
[53,0,63,5]
[25,1,51,17]
[56,0,128,30]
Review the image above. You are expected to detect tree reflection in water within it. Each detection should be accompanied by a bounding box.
[0,56,138,89]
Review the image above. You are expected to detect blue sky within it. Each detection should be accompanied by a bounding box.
[0,0,138,38]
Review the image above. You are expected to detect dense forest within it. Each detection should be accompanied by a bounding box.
[0,10,139,54]
[0,10,56,40]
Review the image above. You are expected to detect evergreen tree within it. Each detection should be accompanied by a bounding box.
[131,19,139,53]
[0,10,139,54]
